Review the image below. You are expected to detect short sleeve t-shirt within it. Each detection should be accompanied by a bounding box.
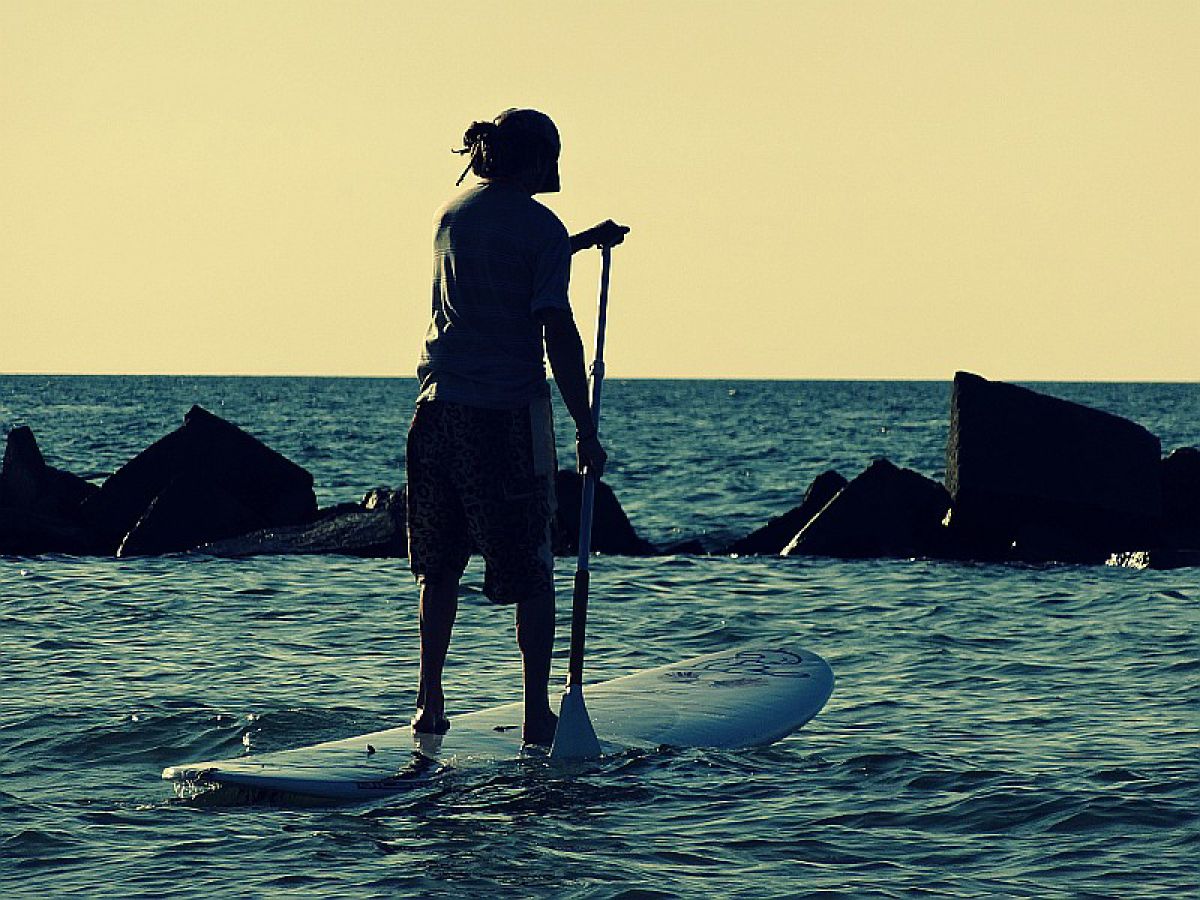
[416,182,572,409]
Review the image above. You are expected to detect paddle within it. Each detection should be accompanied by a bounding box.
[550,244,613,761]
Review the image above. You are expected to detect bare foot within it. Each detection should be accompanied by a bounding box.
[522,710,558,746]
[411,707,451,735]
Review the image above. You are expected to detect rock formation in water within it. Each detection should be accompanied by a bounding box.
[719,372,1197,568]
[0,426,98,516]
[1107,446,1200,569]
[552,469,656,556]
[3,377,1197,569]
[722,470,847,556]
[0,405,659,560]
[117,472,265,557]
[200,488,408,558]
[83,405,317,556]
[781,458,951,559]
[944,371,1163,563]
[0,426,99,554]
[1160,446,1200,548]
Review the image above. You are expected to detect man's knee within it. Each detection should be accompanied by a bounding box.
[417,571,460,604]
[515,582,554,629]
[417,571,457,588]
[515,590,554,653]
[517,586,554,615]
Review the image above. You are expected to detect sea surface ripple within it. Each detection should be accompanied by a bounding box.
[1,377,1197,898]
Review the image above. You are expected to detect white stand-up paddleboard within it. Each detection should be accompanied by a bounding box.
[162,644,834,801]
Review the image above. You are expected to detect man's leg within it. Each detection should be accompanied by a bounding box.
[516,583,557,744]
[413,571,458,734]
[459,399,560,744]
[407,401,468,735]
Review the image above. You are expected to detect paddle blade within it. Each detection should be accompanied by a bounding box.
[549,684,602,760]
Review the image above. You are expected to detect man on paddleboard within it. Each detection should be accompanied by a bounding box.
[407,108,628,745]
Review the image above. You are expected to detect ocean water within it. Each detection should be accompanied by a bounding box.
[1,377,1197,899]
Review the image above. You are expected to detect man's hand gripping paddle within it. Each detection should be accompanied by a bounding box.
[550,245,613,761]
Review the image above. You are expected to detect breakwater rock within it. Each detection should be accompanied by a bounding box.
[0,426,98,554]
[201,488,408,558]
[781,459,951,559]
[1160,447,1200,548]
[722,470,847,556]
[0,410,656,560]
[2,375,1196,568]
[722,372,1198,568]
[94,405,318,556]
[552,469,657,557]
[0,406,321,558]
[945,371,1162,563]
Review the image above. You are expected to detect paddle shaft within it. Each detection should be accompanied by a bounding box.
[566,245,611,689]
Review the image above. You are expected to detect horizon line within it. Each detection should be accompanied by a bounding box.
[2,371,1197,385]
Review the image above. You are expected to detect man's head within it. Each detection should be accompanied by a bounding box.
[456,108,561,193]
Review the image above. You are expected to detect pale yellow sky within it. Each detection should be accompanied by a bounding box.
[2,1,1196,379]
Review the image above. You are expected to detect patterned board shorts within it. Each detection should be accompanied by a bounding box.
[405,397,557,605]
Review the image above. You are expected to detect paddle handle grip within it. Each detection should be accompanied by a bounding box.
[567,568,590,687]
[571,473,596,688]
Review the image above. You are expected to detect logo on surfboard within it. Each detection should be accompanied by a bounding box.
[692,648,811,677]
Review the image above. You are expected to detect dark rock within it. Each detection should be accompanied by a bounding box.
[199,488,407,558]
[658,538,708,556]
[553,470,656,556]
[945,372,1162,560]
[81,405,317,553]
[782,458,951,558]
[0,427,43,509]
[362,487,404,514]
[0,507,94,556]
[0,426,99,520]
[1007,522,1113,565]
[1161,447,1200,548]
[312,501,365,522]
[117,473,263,557]
[1106,549,1200,571]
[199,509,405,558]
[723,470,847,556]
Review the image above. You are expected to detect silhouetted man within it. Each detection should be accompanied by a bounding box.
[407,108,628,745]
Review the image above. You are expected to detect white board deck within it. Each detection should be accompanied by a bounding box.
[162,644,834,801]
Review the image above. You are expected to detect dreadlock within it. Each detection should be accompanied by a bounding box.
[452,112,557,186]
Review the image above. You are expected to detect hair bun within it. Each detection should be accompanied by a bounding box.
[453,120,501,185]
[461,121,498,153]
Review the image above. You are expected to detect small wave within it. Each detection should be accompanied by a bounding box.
[1,826,85,862]
[1042,794,1193,833]
[918,786,1071,834]
[1088,766,1149,785]
[841,747,926,776]
[1165,658,1200,675]
[1157,589,1192,601]
[233,586,283,597]
[2,828,79,852]
[28,638,93,651]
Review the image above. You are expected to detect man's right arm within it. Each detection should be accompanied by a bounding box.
[540,307,607,477]
[569,220,630,255]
